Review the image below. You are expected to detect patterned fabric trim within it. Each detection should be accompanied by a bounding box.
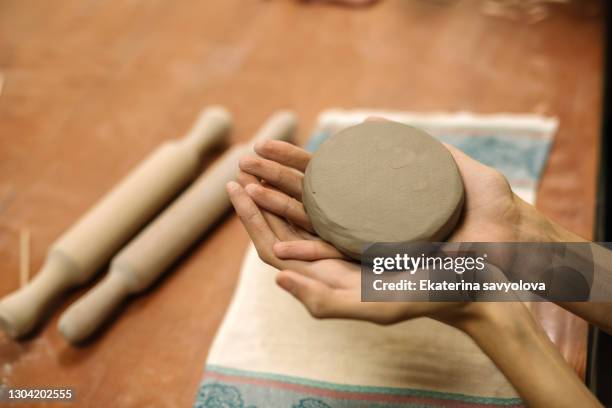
[194,365,524,408]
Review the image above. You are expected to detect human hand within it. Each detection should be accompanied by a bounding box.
[227,137,497,328]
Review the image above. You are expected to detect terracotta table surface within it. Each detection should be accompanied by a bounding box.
[0,0,602,406]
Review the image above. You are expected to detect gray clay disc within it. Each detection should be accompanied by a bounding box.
[302,121,464,260]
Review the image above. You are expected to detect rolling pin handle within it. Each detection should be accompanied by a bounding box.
[58,272,132,344]
[0,254,73,338]
[250,110,297,146]
[182,107,232,157]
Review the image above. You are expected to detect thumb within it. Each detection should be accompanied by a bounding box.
[276,270,336,319]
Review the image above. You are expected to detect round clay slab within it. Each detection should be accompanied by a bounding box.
[303,121,464,260]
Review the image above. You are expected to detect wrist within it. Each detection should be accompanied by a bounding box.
[513,196,586,243]
[456,302,536,346]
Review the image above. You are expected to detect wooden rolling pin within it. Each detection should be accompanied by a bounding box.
[0,107,232,338]
[58,111,297,343]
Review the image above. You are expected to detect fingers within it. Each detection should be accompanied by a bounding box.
[244,183,313,232]
[442,143,509,193]
[254,140,311,173]
[239,155,304,199]
[277,270,409,324]
[226,181,280,266]
[274,240,346,261]
[238,172,315,240]
[228,180,315,275]
[261,210,301,242]
[236,170,260,187]
[443,143,492,175]
[276,270,352,319]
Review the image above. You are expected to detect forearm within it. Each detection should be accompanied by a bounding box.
[558,242,612,334]
[461,302,601,408]
[516,198,612,333]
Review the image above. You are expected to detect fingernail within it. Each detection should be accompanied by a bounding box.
[245,183,259,196]
[254,140,266,152]
[273,242,287,257]
[238,155,256,170]
[277,274,295,292]
[226,181,240,193]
